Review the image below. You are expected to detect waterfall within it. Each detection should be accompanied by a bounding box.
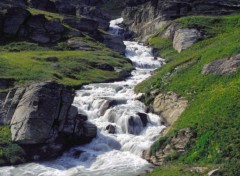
[0,18,165,176]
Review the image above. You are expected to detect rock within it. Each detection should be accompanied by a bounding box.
[201,54,240,75]
[99,33,126,53]
[19,15,65,44]
[76,6,110,30]
[45,57,59,62]
[173,28,201,53]
[0,78,15,89]
[94,63,114,71]
[10,81,74,144]
[142,128,193,166]
[106,124,116,134]
[55,0,76,15]
[153,92,188,134]
[67,39,90,50]
[63,17,99,32]
[137,112,149,127]
[208,169,221,176]
[3,7,30,36]
[81,121,97,138]
[28,0,57,12]
[123,0,240,40]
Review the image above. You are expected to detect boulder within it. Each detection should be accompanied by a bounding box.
[10,81,74,144]
[173,28,201,53]
[142,128,193,166]
[106,124,116,134]
[67,39,90,50]
[153,92,188,134]
[28,0,57,12]
[3,7,30,36]
[19,15,65,44]
[63,17,99,32]
[137,112,149,127]
[100,33,126,53]
[76,6,111,30]
[201,54,240,75]
[0,78,15,89]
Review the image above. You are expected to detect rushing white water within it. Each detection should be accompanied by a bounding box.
[0,18,166,176]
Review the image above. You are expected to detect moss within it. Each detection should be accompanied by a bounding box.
[0,126,26,166]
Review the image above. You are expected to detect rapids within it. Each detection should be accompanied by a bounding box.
[0,18,165,176]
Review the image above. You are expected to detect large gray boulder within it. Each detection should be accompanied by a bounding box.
[19,14,65,44]
[202,54,240,75]
[173,28,201,53]
[10,81,74,144]
[3,7,30,36]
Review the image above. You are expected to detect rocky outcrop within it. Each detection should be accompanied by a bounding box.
[3,7,30,36]
[122,0,240,40]
[0,81,97,161]
[99,33,126,53]
[202,54,240,75]
[153,92,188,134]
[173,28,201,53]
[76,6,111,30]
[142,128,193,166]
[19,14,66,44]
[63,17,99,32]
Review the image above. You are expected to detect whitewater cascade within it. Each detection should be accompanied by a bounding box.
[0,18,166,176]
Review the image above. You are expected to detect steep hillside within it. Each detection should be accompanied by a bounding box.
[136,13,240,176]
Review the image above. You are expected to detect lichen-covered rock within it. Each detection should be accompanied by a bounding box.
[173,28,201,53]
[10,81,74,144]
[202,54,240,75]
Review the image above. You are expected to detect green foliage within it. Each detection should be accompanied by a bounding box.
[0,38,132,87]
[28,8,64,20]
[137,14,240,175]
[0,126,26,166]
[145,163,201,176]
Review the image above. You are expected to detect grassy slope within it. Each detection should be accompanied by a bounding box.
[136,15,240,175]
[0,41,131,88]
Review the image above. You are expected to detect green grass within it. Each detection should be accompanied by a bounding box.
[28,8,64,20]
[145,163,202,176]
[0,126,26,166]
[0,37,132,88]
[137,15,240,175]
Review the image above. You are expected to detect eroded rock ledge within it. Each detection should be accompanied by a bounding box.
[0,81,97,162]
[142,91,189,165]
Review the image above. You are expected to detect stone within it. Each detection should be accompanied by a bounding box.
[202,54,240,75]
[99,33,126,53]
[106,124,116,134]
[28,0,56,12]
[173,28,201,53]
[0,78,15,89]
[76,6,111,30]
[208,169,221,176]
[63,17,99,32]
[67,39,90,50]
[19,15,65,44]
[10,81,74,144]
[142,128,193,166]
[153,92,188,134]
[3,7,30,36]
[137,112,149,127]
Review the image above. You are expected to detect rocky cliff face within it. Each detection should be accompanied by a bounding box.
[0,81,97,161]
[122,0,240,40]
